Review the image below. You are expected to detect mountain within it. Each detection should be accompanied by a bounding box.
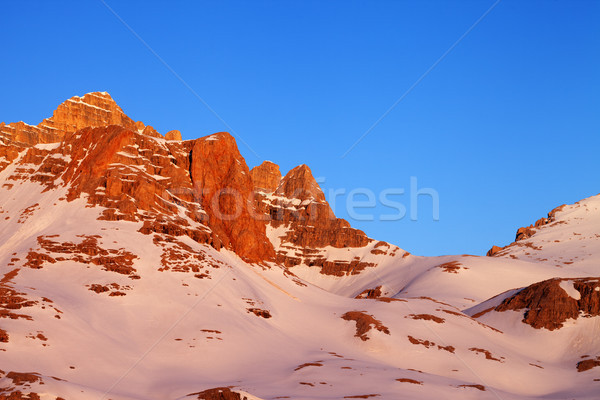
[1,92,599,400]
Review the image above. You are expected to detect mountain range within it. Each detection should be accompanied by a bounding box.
[1,92,599,400]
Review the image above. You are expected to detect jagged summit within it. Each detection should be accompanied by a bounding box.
[250,162,326,202]
[275,164,326,203]
[250,161,281,192]
[41,91,137,135]
[0,91,181,147]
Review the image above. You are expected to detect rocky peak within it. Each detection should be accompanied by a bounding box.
[250,160,281,192]
[38,92,138,136]
[190,132,275,263]
[254,163,380,276]
[0,92,181,148]
[275,164,326,203]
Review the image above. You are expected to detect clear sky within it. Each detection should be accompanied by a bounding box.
[2,1,599,256]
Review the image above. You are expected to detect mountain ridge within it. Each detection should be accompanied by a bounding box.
[1,92,599,400]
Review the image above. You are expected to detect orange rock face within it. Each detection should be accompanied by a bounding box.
[190,132,275,263]
[275,164,326,202]
[39,92,138,136]
[141,125,163,139]
[250,160,281,192]
[166,129,182,141]
[0,328,8,343]
[3,119,214,253]
[4,116,273,263]
[0,121,59,147]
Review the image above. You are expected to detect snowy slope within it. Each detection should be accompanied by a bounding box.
[1,154,598,399]
[490,195,600,272]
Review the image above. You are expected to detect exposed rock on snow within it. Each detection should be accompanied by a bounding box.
[494,277,600,330]
[186,387,250,400]
[342,311,390,341]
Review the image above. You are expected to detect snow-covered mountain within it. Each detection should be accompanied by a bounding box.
[1,92,599,400]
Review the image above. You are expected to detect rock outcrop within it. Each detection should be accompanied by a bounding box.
[514,204,566,242]
[250,161,281,192]
[493,277,600,330]
[486,245,503,257]
[486,204,567,257]
[0,369,57,399]
[188,387,249,400]
[577,357,600,372]
[342,311,390,341]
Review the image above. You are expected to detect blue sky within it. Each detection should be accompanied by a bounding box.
[2,1,599,256]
